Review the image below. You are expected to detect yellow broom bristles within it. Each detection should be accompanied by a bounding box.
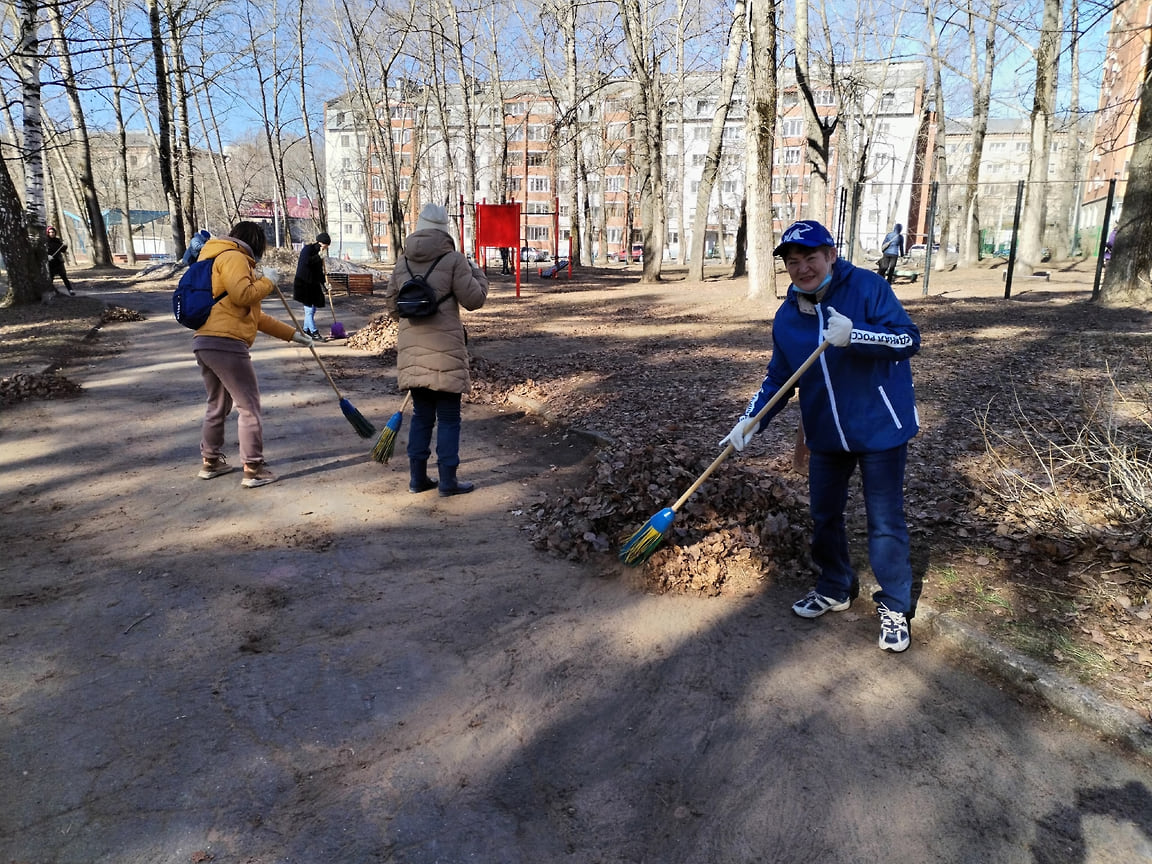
[618,524,666,565]
[371,427,399,463]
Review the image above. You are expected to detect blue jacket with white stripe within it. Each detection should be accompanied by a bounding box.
[745,257,920,453]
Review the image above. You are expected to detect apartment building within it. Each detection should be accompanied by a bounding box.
[942,117,1084,255]
[323,62,928,263]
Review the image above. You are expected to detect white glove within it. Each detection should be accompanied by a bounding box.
[822,306,852,347]
[291,331,314,348]
[720,416,756,452]
[259,267,280,285]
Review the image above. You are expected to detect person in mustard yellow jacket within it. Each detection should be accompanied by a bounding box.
[193,221,312,488]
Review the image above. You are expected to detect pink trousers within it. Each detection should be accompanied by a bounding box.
[195,348,263,465]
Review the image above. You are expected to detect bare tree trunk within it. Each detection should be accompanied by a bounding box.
[926,0,950,270]
[164,0,195,242]
[16,0,53,302]
[745,0,777,298]
[439,0,479,242]
[960,0,1000,266]
[687,0,746,281]
[1100,31,1152,307]
[619,0,666,282]
[1018,0,1061,272]
[298,0,326,232]
[48,0,113,267]
[0,154,47,305]
[107,0,137,265]
[1052,0,1081,260]
[561,0,584,265]
[148,0,185,258]
[795,0,830,222]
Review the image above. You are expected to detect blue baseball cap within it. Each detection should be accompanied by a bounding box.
[773,220,836,256]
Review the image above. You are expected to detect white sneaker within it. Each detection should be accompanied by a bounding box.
[878,604,910,652]
[791,590,852,619]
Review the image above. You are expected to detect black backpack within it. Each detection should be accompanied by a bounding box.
[395,253,450,319]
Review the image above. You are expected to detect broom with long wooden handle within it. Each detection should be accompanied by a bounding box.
[371,390,411,463]
[618,340,831,566]
[272,283,377,438]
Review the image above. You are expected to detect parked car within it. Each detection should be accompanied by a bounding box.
[520,247,549,262]
[629,243,644,263]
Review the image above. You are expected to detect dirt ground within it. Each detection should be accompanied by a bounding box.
[2,258,1152,863]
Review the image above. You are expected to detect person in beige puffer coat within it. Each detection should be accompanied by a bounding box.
[193,221,313,488]
[385,204,489,496]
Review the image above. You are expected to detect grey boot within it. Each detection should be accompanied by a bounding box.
[438,464,474,496]
[409,459,437,493]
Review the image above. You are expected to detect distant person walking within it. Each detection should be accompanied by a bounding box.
[45,226,74,296]
[877,223,905,284]
[385,204,489,496]
[181,229,211,268]
[293,232,331,340]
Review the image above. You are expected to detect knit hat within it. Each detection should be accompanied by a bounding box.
[773,220,836,256]
[415,204,451,235]
[316,232,331,245]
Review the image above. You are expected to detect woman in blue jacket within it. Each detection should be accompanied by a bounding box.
[721,220,921,652]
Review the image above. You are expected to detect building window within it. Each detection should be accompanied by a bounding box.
[605,176,625,192]
[371,199,386,213]
[526,225,549,241]
[372,176,383,191]
[528,176,550,192]
[343,202,353,213]
[781,118,803,138]
[879,92,895,111]
[815,89,835,106]
[527,151,548,166]
[783,147,802,164]
[607,122,629,140]
[341,135,350,146]
[527,124,549,141]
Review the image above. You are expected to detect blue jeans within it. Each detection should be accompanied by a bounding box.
[303,306,317,333]
[406,388,462,467]
[808,445,913,614]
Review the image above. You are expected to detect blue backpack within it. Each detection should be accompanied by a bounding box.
[172,255,223,329]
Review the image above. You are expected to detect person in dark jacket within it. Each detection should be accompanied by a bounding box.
[877,223,904,284]
[384,204,489,496]
[45,226,74,295]
[720,219,921,653]
[293,232,330,340]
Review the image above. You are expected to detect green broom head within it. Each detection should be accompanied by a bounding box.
[340,397,377,438]
[371,409,404,463]
[618,507,676,566]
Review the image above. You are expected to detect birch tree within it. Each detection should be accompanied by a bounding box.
[794,0,832,223]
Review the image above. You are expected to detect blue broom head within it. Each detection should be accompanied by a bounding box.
[340,397,377,438]
[618,507,676,566]
[330,322,346,339]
